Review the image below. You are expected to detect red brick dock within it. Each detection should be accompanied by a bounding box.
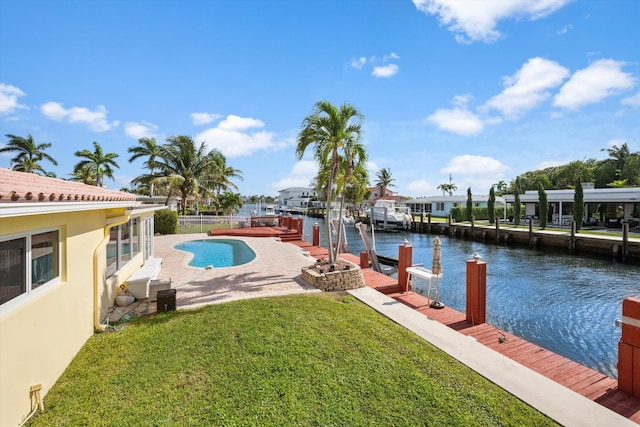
[291,240,640,424]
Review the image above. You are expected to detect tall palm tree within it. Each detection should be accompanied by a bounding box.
[374,168,394,199]
[150,135,222,214]
[128,137,161,196]
[211,154,244,198]
[73,141,119,187]
[296,100,364,264]
[1,133,58,174]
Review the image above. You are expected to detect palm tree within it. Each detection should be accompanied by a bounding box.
[73,141,119,187]
[494,180,507,196]
[1,133,58,174]
[211,155,244,199]
[437,174,457,196]
[128,137,161,196]
[218,191,243,215]
[601,142,631,176]
[149,135,222,214]
[374,168,395,199]
[296,100,365,264]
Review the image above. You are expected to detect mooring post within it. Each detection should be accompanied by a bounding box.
[427,213,432,234]
[398,242,413,293]
[623,223,629,262]
[448,214,453,237]
[618,297,640,397]
[466,254,486,325]
[359,251,369,269]
[570,221,576,254]
[495,218,500,243]
[312,223,320,247]
[528,217,534,247]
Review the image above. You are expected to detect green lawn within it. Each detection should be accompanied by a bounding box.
[29,294,557,426]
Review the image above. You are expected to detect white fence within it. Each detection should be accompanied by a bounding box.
[177,215,251,234]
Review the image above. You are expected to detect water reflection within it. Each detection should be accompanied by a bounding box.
[303,219,640,378]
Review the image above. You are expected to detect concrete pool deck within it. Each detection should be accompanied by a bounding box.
[152,233,320,309]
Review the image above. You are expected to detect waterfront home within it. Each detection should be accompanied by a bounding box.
[278,187,318,213]
[0,169,163,426]
[406,195,506,218]
[503,185,640,227]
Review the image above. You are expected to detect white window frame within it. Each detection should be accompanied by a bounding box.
[0,227,61,314]
[106,217,144,278]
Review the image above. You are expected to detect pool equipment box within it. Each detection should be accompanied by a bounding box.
[157,289,176,313]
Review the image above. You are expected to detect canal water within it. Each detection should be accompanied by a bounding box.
[301,217,640,378]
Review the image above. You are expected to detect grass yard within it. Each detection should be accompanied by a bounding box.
[28,294,557,426]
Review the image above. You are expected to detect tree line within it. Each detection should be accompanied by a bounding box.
[1,133,243,215]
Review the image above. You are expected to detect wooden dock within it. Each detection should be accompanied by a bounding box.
[291,241,640,424]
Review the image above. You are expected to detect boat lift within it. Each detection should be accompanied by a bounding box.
[355,222,397,275]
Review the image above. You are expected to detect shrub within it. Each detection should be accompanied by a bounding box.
[154,209,178,235]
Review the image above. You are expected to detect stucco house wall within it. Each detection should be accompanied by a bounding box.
[0,169,161,426]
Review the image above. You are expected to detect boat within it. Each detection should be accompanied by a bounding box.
[328,208,356,225]
[366,199,412,230]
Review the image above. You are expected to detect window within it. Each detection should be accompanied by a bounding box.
[1,230,60,307]
[106,218,142,278]
[424,204,432,213]
[436,203,445,211]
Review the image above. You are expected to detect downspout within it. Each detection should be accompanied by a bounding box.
[93,215,130,331]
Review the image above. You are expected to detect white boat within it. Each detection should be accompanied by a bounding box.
[366,199,412,229]
[328,208,356,225]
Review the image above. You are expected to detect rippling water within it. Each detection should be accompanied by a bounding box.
[303,219,640,378]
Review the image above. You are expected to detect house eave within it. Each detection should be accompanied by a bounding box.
[0,201,143,218]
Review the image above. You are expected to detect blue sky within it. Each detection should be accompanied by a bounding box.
[1,0,639,198]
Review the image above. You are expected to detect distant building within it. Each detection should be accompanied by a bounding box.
[362,187,409,209]
[503,186,640,227]
[278,187,318,211]
[406,195,506,217]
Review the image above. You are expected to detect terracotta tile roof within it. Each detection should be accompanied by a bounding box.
[0,168,138,203]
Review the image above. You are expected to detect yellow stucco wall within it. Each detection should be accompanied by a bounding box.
[0,208,149,427]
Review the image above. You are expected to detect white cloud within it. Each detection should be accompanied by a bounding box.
[350,57,367,69]
[554,59,637,110]
[621,91,640,108]
[0,83,27,115]
[557,24,573,35]
[194,114,280,157]
[383,52,400,61]
[124,121,158,139]
[191,112,222,125]
[426,107,484,136]
[270,160,318,191]
[484,57,569,118]
[407,180,433,196]
[218,114,264,131]
[372,64,399,78]
[40,101,119,131]
[412,0,571,43]
[439,155,509,193]
[443,154,509,175]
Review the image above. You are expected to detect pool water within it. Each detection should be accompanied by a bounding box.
[175,239,256,268]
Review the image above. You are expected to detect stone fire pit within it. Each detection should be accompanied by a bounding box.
[301,259,365,291]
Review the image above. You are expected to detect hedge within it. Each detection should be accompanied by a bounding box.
[154,209,178,235]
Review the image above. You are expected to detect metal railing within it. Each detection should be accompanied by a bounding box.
[177,215,250,234]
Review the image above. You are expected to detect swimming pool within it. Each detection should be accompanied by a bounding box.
[174,239,256,268]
